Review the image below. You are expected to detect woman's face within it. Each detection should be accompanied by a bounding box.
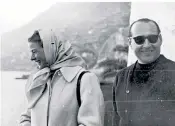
[28,42,48,69]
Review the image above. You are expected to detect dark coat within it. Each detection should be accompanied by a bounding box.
[113,55,175,126]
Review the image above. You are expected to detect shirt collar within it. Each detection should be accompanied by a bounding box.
[59,66,83,82]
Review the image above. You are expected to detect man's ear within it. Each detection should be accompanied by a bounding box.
[159,34,163,45]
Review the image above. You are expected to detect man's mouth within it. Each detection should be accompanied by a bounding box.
[141,49,154,53]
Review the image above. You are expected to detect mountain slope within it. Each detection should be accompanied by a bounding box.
[1,2,131,72]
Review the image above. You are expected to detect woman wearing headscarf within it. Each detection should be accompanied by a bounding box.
[19,29,104,126]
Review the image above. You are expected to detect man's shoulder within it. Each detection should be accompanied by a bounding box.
[161,55,175,69]
[116,63,135,76]
[114,63,135,86]
[113,64,135,89]
[165,58,175,65]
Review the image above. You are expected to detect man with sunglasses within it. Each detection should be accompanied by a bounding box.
[113,18,175,126]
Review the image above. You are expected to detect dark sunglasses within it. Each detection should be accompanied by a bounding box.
[130,34,160,45]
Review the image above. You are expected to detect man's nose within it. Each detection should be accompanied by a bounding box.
[142,38,151,47]
[30,54,36,61]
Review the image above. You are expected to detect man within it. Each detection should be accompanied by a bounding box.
[113,18,175,126]
[19,29,104,126]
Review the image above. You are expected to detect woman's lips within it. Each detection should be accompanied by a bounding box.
[35,60,41,65]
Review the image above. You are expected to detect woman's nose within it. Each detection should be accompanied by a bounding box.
[30,53,36,61]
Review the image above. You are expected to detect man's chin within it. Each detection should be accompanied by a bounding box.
[139,57,155,64]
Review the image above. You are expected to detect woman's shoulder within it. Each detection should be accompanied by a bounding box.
[60,66,86,82]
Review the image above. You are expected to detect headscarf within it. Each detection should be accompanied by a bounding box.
[26,29,86,108]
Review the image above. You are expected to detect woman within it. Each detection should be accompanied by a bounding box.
[19,29,104,126]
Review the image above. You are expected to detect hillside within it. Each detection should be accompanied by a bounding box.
[1,2,131,83]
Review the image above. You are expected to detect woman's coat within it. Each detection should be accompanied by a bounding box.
[20,66,104,126]
[19,29,104,126]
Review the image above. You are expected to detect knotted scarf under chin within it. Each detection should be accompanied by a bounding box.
[26,29,86,109]
[26,67,52,109]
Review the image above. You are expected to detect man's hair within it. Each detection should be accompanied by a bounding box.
[128,18,161,37]
[28,30,43,48]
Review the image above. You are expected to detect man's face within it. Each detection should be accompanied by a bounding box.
[130,22,162,64]
[28,42,48,69]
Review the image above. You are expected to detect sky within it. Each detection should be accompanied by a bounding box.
[1,0,173,36]
[0,0,61,35]
[1,0,169,36]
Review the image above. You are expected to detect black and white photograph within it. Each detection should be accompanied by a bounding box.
[1,1,175,126]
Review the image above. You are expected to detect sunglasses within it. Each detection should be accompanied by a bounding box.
[130,34,160,45]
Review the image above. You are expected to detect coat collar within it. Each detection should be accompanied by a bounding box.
[59,66,83,82]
